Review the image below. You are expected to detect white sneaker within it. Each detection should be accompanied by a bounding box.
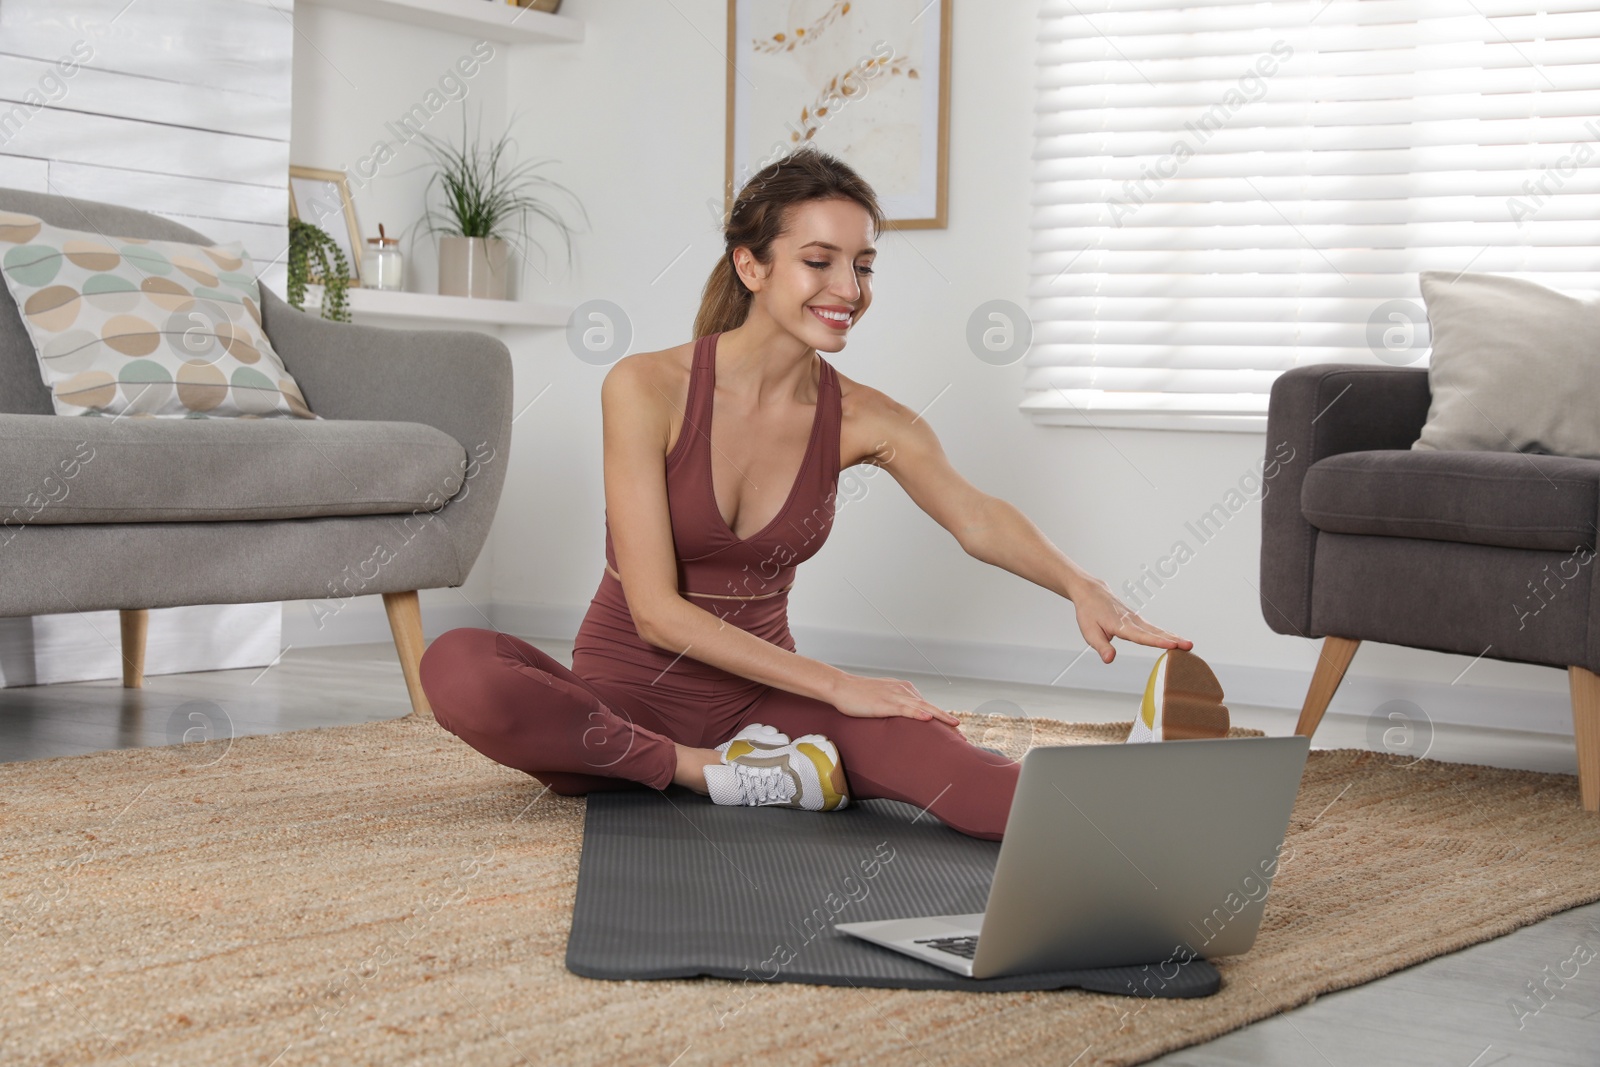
[702,722,849,811]
[1127,649,1230,743]
[716,722,791,754]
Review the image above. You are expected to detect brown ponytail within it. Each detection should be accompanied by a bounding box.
[693,143,886,340]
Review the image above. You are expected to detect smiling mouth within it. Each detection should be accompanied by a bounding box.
[808,306,853,327]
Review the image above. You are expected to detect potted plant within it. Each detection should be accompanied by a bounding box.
[411,106,587,300]
[285,216,352,323]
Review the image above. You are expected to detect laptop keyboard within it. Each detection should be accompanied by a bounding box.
[914,935,978,960]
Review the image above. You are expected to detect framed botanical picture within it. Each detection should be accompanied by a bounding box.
[724,0,951,229]
[288,165,364,287]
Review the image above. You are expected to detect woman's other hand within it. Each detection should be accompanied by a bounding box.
[829,672,962,727]
[1070,573,1194,664]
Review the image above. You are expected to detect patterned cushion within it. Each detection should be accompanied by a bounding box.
[0,210,318,419]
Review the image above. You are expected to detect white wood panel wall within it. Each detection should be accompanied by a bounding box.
[0,0,295,687]
[0,0,294,284]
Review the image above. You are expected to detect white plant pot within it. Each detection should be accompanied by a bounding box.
[438,235,511,299]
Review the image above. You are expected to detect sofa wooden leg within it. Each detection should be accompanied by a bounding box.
[119,608,147,688]
[1567,666,1600,812]
[383,590,433,719]
[1294,636,1361,738]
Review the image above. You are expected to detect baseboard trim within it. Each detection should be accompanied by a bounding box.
[0,603,280,687]
[280,595,490,650]
[14,592,1562,737]
[492,601,1577,739]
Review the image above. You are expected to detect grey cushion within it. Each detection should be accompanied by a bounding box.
[1413,270,1600,460]
[1302,449,1598,552]
[1309,532,1592,673]
[0,412,465,524]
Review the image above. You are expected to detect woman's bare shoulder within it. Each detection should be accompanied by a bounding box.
[833,366,914,423]
[602,339,696,408]
[832,367,922,467]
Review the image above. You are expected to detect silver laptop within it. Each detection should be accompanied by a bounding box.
[834,735,1309,979]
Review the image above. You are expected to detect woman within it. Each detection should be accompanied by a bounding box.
[418,146,1226,841]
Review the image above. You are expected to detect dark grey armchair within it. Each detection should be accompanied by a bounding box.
[1260,363,1599,811]
[0,188,513,717]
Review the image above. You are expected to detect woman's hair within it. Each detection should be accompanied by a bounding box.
[693,144,885,340]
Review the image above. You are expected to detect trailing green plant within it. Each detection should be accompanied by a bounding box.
[286,216,352,323]
[410,104,588,290]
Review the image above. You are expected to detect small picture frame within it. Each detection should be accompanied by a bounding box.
[288,165,364,287]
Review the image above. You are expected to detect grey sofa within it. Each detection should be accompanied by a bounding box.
[1261,363,1599,811]
[0,188,512,717]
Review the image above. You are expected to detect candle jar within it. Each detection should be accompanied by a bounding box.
[362,232,404,291]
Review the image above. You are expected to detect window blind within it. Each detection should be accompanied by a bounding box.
[1024,0,1600,432]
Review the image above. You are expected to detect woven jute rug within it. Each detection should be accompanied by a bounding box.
[4,709,1599,1067]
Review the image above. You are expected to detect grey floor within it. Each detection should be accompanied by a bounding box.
[3,637,1597,1065]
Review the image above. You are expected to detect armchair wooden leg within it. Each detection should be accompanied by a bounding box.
[1294,636,1361,738]
[119,608,147,688]
[383,590,433,719]
[1567,666,1600,812]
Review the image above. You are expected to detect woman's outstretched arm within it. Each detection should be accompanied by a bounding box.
[842,380,1192,665]
[600,353,963,727]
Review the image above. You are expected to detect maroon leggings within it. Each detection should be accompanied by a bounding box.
[417,628,1020,840]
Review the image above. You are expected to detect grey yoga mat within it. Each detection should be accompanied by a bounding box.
[564,783,1221,998]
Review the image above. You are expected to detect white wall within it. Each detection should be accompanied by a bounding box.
[285,2,509,298]
[287,0,1575,736]
[0,0,294,290]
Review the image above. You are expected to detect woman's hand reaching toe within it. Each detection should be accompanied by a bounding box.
[1069,572,1194,664]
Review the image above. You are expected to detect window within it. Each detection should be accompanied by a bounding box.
[1025,0,1600,432]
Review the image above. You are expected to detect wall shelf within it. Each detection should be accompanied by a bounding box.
[299,0,583,44]
[344,286,572,327]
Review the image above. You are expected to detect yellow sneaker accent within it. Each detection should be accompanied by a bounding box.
[796,740,848,811]
[1139,651,1165,731]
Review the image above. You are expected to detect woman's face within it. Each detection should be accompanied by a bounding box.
[738,198,876,349]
